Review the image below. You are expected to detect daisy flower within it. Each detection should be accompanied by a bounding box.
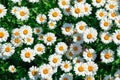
[108,11,117,20]
[73,57,84,64]
[11,6,19,15]
[12,0,21,3]
[58,0,70,9]
[0,27,9,42]
[112,30,120,45]
[28,66,39,80]
[59,73,73,80]
[96,9,107,20]
[83,48,97,61]
[83,3,92,16]
[33,27,43,35]
[60,61,72,72]
[55,42,68,55]
[16,7,29,21]
[39,64,53,78]
[36,14,47,24]
[114,70,120,80]
[86,61,98,75]
[100,32,112,44]
[85,75,95,80]
[43,32,56,46]
[117,46,120,57]
[74,0,86,4]
[66,50,76,59]
[48,20,57,29]
[49,54,62,67]
[83,27,98,43]
[103,75,114,80]
[115,15,120,27]
[8,65,16,73]
[28,0,39,3]
[2,43,15,59]
[0,4,7,18]
[20,25,32,38]
[34,43,45,56]
[100,49,114,63]
[12,28,20,37]
[74,62,87,76]
[48,8,62,21]
[20,47,35,63]
[71,4,84,18]
[24,37,34,45]
[105,2,118,12]
[38,34,44,41]
[100,18,112,31]
[11,37,23,47]
[73,33,84,44]
[92,0,106,8]
[75,21,88,33]
[61,23,74,36]
[63,7,71,16]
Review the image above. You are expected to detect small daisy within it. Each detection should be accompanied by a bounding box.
[61,23,74,36]
[100,18,112,31]
[105,2,118,12]
[73,33,84,44]
[20,47,35,63]
[86,61,98,75]
[28,66,39,80]
[73,57,84,64]
[115,15,120,27]
[83,3,92,16]
[74,62,87,76]
[92,0,106,8]
[83,27,98,43]
[28,0,39,3]
[100,49,114,63]
[83,48,97,61]
[48,8,62,21]
[108,11,117,20]
[74,0,86,4]
[16,7,29,21]
[11,37,23,47]
[117,46,120,57]
[0,4,7,18]
[100,32,112,44]
[43,32,56,46]
[12,0,21,3]
[70,43,82,55]
[39,64,53,78]
[114,70,120,80]
[96,9,107,20]
[49,54,62,67]
[71,4,84,18]
[75,21,88,33]
[36,14,47,24]
[103,75,114,80]
[63,7,71,16]
[55,42,68,55]
[20,25,32,38]
[11,6,19,15]
[38,34,44,41]
[0,27,9,42]
[12,28,20,37]
[58,0,70,9]
[60,61,72,72]
[85,75,95,80]
[59,73,73,80]
[33,27,43,35]
[48,20,57,29]
[112,30,120,45]
[24,37,34,45]
[8,65,16,73]
[34,43,45,56]
[66,50,76,59]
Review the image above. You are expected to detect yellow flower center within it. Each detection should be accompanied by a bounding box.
[87,33,93,39]
[69,51,73,56]
[59,46,64,51]
[43,68,49,74]
[99,12,104,17]
[32,70,37,76]
[23,29,28,35]
[14,38,20,43]
[37,47,43,52]
[104,34,110,40]
[104,21,109,27]
[88,65,94,72]
[63,78,68,80]
[20,11,26,16]
[36,29,40,33]
[96,0,102,3]
[13,9,17,13]
[52,57,58,63]
[11,67,15,72]
[66,8,70,12]
[84,7,88,12]
[77,36,81,41]
[76,60,80,63]
[117,34,120,40]
[109,4,115,9]
[14,32,19,36]
[77,0,83,2]
[105,53,111,59]
[65,27,71,32]
[86,76,92,80]
[78,66,84,72]
[0,8,3,14]
[50,22,55,27]
[64,64,69,69]
[39,17,44,22]
[52,12,58,17]
[79,25,85,30]
[25,52,31,58]
[5,47,11,52]
[26,38,31,42]
[0,32,4,38]
[62,0,67,5]
[47,36,53,42]
[75,8,81,14]
[73,46,78,51]
[87,52,93,58]
[111,12,116,17]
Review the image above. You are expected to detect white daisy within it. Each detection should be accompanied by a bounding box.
[74,62,87,76]
[112,30,120,45]
[108,11,117,20]
[28,66,39,80]
[59,73,73,80]
[96,9,107,20]
[86,61,98,75]
[100,49,114,63]
[75,21,88,33]
[73,33,84,44]
[115,15,120,28]
[0,27,9,42]
[11,6,19,15]
[105,2,118,12]
[73,57,84,64]
[20,25,32,38]
[8,65,16,73]
[20,47,35,63]
[103,75,114,80]
[85,75,95,80]
[100,18,112,31]
[114,70,120,80]
[12,0,21,3]
[34,43,45,56]
[28,0,39,3]
[39,64,53,78]
[48,20,57,29]
[16,7,29,21]
[83,27,98,43]
[83,48,97,61]
[117,46,120,57]
[55,42,68,55]
[61,23,74,36]
[92,0,106,8]
[83,3,92,16]
[74,0,86,4]
[0,4,7,18]
[33,27,43,35]
[48,8,62,21]
[11,37,23,47]
[36,14,47,24]
[100,32,112,44]
[24,37,34,45]
[43,32,56,46]
[58,0,70,9]
[12,28,20,37]
[60,61,72,72]
[49,54,62,67]
[63,7,71,16]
